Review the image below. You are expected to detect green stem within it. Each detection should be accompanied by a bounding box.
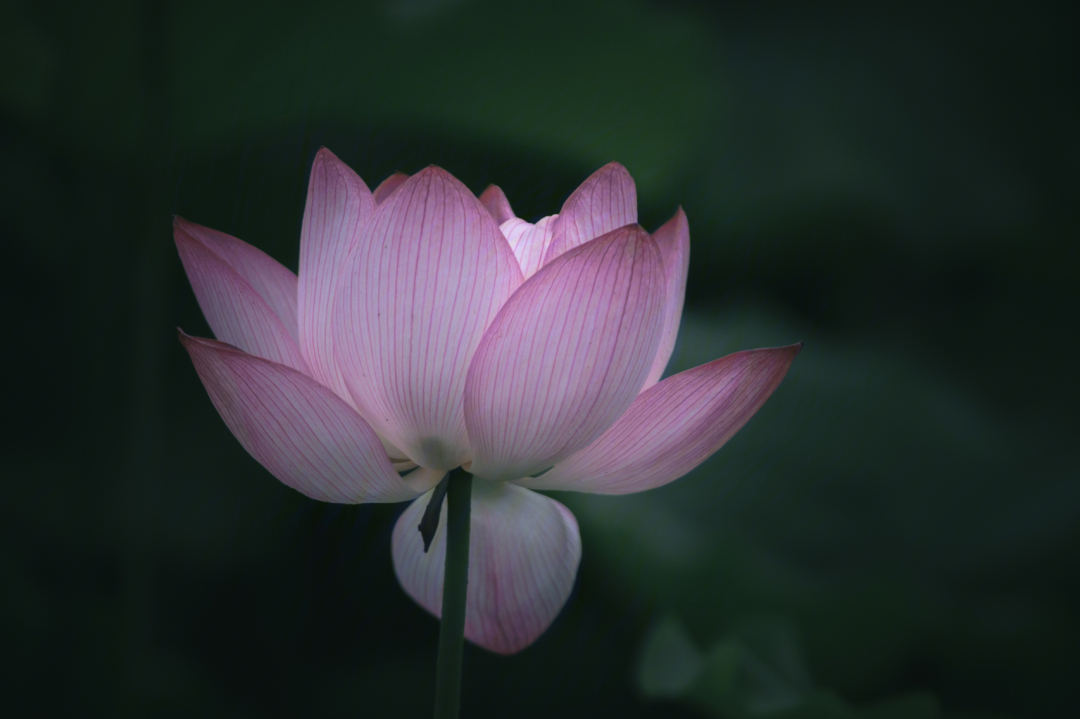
[434,468,472,719]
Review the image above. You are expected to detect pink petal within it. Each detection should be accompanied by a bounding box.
[518,345,802,494]
[373,171,410,205]
[642,208,691,390]
[175,220,308,373]
[542,162,637,266]
[479,184,515,225]
[298,148,375,401]
[392,480,581,654]
[465,225,666,481]
[179,333,420,503]
[332,166,523,470]
[174,217,299,341]
[499,214,558,279]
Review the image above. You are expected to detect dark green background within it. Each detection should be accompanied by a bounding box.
[3,0,1077,717]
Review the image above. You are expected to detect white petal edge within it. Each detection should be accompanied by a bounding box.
[500,215,558,279]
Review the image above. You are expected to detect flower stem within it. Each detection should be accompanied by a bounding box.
[434,467,471,719]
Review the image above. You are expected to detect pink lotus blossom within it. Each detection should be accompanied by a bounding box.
[176,148,800,655]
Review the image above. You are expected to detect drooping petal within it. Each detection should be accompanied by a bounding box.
[333,166,523,470]
[642,207,691,390]
[542,162,637,266]
[500,214,558,279]
[179,333,419,503]
[373,171,409,204]
[298,148,375,401]
[479,184,515,225]
[517,345,802,494]
[392,480,581,655]
[174,217,300,341]
[466,225,665,482]
[175,221,308,373]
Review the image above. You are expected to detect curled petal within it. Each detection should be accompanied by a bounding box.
[175,220,307,373]
[373,171,410,205]
[174,217,300,341]
[543,162,637,265]
[333,166,523,470]
[298,148,375,400]
[392,480,581,654]
[518,345,802,494]
[642,207,691,390]
[466,225,665,481]
[179,333,419,503]
[479,184,515,225]
[500,215,557,279]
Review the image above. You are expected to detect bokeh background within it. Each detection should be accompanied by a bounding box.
[3,0,1078,717]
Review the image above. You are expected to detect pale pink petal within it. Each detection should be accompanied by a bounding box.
[333,166,523,470]
[298,148,375,401]
[542,162,637,266]
[373,171,409,205]
[392,480,581,655]
[479,184,515,224]
[175,221,308,373]
[642,207,691,390]
[517,345,802,494]
[500,215,558,279]
[175,217,299,341]
[465,225,665,482]
[179,333,420,503]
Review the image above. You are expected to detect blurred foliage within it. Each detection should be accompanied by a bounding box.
[1,0,1077,717]
[637,615,941,719]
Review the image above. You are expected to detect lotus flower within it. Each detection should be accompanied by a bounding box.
[176,148,800,655]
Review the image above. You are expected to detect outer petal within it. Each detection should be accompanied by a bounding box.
[373,171,409,205]
[499,214,558,279]
[175,221,308,373]
[479,184,515,225]
[175,217,300,341]
[392,480,581,654]
[542,162,637,265]
[642,207,691,390]
[517,345,802,494]
[298,148,375,401]
[179,332,419,503]
[333,166,523,470]
[466,225,665,481]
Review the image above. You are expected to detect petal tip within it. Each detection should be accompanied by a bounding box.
[173,215,197,238]
[479,184,515,224]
